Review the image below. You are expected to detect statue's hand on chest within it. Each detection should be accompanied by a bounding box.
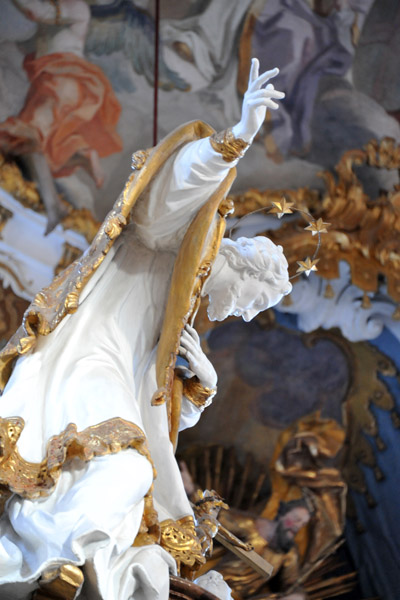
[178,324,217,389]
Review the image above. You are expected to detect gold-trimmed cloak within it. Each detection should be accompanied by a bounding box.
[0,120,236,449]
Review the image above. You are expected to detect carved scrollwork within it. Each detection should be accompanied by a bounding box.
[160,515,205,578]
[0,417,155,503]
[229,137,400,309]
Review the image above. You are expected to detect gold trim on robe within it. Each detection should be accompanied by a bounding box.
[153,175,235,448]
[0,417,153,499]
[0,121,237,450]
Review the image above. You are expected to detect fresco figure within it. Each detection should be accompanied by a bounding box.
[217,499,312,600]
[0,0,122,230]
[0,60,290,600]
[251,0,375,158]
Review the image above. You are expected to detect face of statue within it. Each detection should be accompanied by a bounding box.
[207,264,286,322]
[230,276,273,322]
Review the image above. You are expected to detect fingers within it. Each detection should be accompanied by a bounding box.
[179,344,196,364]
[180,332,198,352]
[246,89,285,101]
[248,66,279,92]
[185,323,200,343]
[248,57,259,85]
[247,98,280,110]
[181,329,200,350]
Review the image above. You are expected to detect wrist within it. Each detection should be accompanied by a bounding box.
[231,123,254,144]
[209,127,249,162]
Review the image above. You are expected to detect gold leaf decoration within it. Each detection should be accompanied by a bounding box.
[229,137,400,305]
[296,257,320,276]
[305,218,330,236]
[269,198,294,219]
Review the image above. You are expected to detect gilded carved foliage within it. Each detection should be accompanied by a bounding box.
[303,329,400,516]
[230,137,400,308]
[160,516,205,578]
[0,153,42,211]
[0,153,100,243]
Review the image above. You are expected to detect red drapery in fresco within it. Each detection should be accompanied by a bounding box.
[0,52,123,178]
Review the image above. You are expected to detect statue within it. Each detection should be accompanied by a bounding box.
[0,59,289,600]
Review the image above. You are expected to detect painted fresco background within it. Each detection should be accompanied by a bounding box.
[1,1,400,598]
[2,0,399,217]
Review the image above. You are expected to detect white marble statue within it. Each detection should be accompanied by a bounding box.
[0,59,289,600]
[195,571,233,600]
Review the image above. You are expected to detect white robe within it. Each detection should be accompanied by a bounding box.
[0,137,236,600]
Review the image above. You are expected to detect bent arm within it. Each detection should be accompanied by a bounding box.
[133,59,284,251]
[170,59,285,193]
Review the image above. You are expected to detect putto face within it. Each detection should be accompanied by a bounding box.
[206,235,292,322]
[230,276,276,321]
[207,272,289,322]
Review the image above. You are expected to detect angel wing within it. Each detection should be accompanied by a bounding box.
[87,1,189,92]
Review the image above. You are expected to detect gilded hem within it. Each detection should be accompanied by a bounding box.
[0,416,154,503]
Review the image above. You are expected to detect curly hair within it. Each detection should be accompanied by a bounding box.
[219,236,292,293]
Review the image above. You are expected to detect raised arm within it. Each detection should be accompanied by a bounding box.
[232,58,283,143]
[133,59,284,249]
[174,58,285,187]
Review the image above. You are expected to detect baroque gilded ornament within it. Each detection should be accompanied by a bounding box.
[230,137,400,315]
[209,128,249,162]
[160,516,205,578]
[0,417,155,498]
[302,329,400,515]
[0,153,99,244]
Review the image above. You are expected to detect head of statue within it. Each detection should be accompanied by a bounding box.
[205,236,292,322]
[195,570,233,600]
[273,498,312,553]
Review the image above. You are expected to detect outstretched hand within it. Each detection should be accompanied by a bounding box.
[179,324,217,389]
[232,58,284,143]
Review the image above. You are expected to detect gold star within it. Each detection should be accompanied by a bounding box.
[304,218,330,236]
[296,257,320,276]
[269,198,294,219]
